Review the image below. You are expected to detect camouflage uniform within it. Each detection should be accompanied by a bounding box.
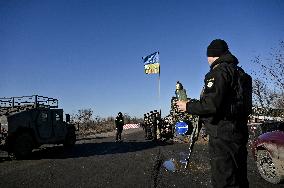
[155,111,162,139]
[143,114,149,139]
[151,111,158,140]
[146,113,152,139]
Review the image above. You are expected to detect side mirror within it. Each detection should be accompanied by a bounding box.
[66,114,70,122]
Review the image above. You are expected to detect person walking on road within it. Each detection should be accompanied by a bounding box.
[176,39,251,188]
[115,112,124,142]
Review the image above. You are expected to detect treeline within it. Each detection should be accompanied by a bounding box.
[252,41,284,112]
[71,108,143,135]
[252,107,284,118]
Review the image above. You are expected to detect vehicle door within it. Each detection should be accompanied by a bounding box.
[36,110,53,139]
[52,110,66,139]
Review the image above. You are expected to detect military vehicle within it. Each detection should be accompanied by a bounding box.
[0,95,76,159]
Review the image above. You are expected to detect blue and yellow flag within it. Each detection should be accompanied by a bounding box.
[142,52,160,74]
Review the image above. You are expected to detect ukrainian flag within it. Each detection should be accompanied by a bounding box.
[143,52,160,74]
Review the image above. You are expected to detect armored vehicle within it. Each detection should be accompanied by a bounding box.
[0,95,76,159]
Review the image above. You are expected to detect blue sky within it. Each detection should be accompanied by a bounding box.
[1,0,284,118]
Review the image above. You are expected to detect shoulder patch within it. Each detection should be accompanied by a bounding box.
[206,78,215,88]
[207,81,214,88]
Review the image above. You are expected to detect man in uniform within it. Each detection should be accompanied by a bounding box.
[151,110,158,141]
[115,112,124,142]
[148,111,155,140]
[146,112,152,139]
[176,39,249,188]
[143,113,149,139]
[156,110,162,139]
[153,110,161,140]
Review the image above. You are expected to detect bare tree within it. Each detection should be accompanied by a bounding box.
[275,93,284,109]
[71,109,143,135]
[76,108,93,124]
[253,79,280,115]
[252,41,284,111]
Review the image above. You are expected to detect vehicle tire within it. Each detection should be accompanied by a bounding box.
[13,133,34,159]
[256,149,282,184]
[64,129,76,148]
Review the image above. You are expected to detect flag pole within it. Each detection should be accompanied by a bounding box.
[158,70,161,116]
[158,52,161,116]
[158,68,160,99]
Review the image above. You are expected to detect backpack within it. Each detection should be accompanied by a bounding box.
[230,66,252,117]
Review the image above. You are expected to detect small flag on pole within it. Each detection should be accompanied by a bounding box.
[142,52,160,74]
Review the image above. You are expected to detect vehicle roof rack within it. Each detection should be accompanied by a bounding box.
[0,95,58,116]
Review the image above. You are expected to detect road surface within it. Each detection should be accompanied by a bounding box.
[0,128,283,188]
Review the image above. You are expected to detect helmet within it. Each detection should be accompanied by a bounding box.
[176,81,183,90]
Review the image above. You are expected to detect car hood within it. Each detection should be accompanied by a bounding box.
[258,131,284,145]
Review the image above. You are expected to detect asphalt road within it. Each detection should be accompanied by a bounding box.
[0,128,284,188]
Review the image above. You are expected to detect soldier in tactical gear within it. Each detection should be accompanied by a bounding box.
[155,110,162,139]
[147,112,152,139]
[143,113,149,139]
[149,110,162,140]
[176,39,250,188]
[148,111,154,139]
[151,110,158,140]
[115,112,124,142]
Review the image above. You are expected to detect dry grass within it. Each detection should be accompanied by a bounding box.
[77,121,116,136]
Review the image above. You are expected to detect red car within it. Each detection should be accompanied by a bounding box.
[251,121,284,184]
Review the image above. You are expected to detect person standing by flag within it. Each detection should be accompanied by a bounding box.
[151,110,158,141]
[146,112,152,139]
[143,113,149,139]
